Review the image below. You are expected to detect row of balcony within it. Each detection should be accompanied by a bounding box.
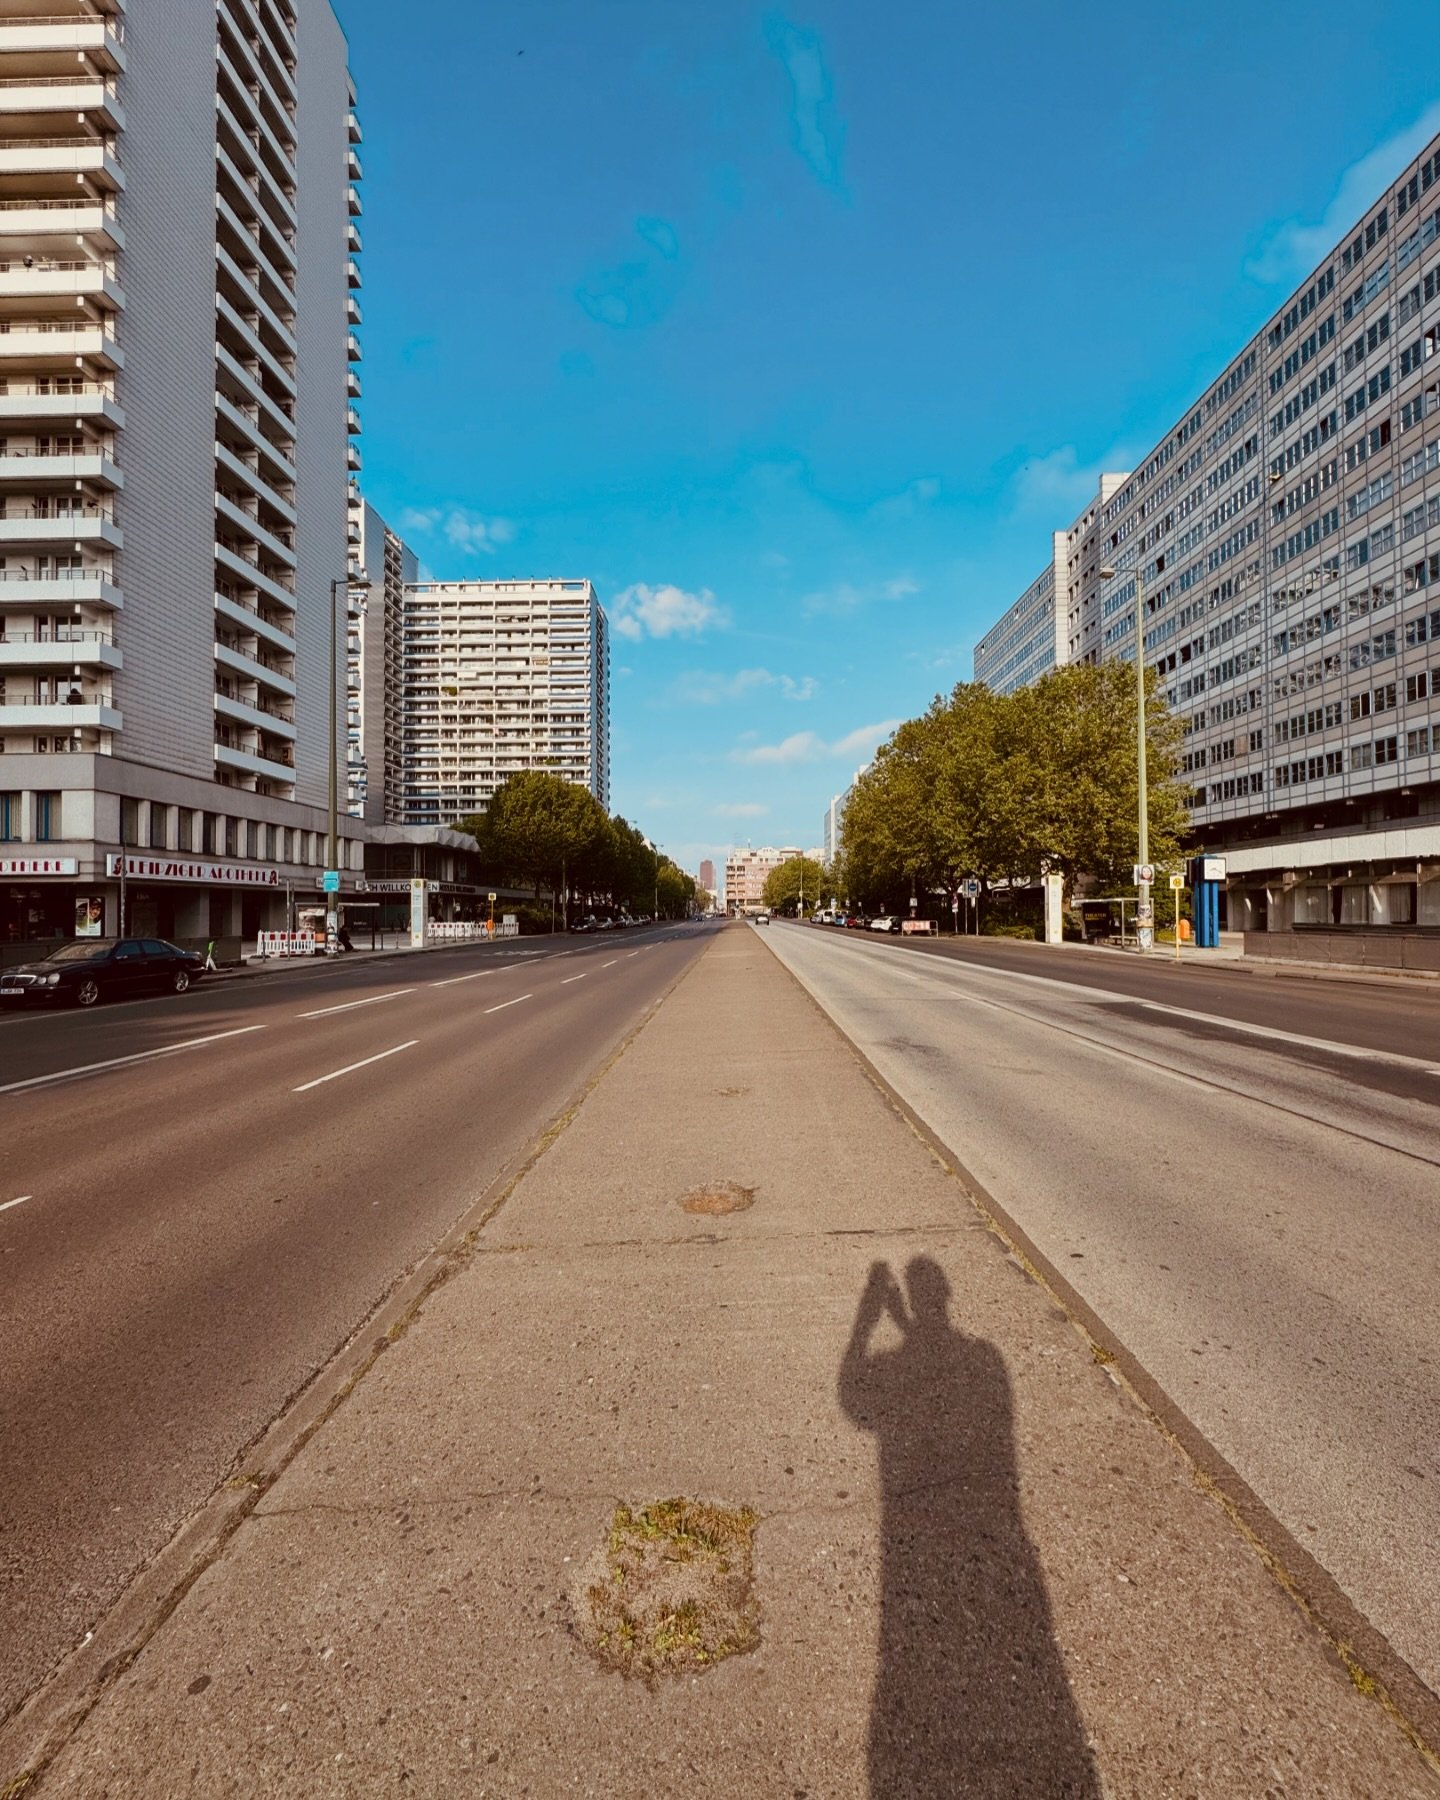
[0,567,121,609]
[0,194,122,254]
[0,72,124,134]
[0,15,125,77]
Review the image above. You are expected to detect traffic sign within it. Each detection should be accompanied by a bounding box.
[1169,874,1184,892]
[961,878,980,898]
[950,897,959,911]
[322,869,340,894]
[488,891,497,902]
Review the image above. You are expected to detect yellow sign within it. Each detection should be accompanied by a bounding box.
[1169,874,1184,891]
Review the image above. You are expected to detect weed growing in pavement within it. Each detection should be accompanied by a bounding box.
[570,1497,760,1681]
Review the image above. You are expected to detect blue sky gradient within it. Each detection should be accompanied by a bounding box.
[336,0,1440,872]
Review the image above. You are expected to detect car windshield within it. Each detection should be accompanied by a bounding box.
[42,942,111,964]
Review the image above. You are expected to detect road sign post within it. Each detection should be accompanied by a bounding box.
[1169,873,1184,962]
[323,869,340,955]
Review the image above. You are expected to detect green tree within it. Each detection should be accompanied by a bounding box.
[762,855,825,915]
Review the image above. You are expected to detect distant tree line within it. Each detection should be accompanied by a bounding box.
[835,665,1190,916]
[762,855,826,916]
[455,771,698,921]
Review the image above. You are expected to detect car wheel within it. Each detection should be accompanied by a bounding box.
[172,969,191,994]
[75,977,101,1008]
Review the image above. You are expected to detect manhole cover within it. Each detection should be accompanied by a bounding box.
[569,1497,761,1681]
[680,1182,756,1216]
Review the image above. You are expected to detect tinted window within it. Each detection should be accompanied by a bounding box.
[114,942,145,962]
[141,940,174,957]
[44,942,110,964]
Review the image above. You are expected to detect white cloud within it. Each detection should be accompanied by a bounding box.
[713,802,770,818]
[672,666,816,704]
[801,578,919,617]
[1008,445,1131,521]
[869,476,941,521]
[731,719,900,767]
[397,506,515,557]
[1246,103,1440,285]
[611,582,728,642]
[765,17,845,191]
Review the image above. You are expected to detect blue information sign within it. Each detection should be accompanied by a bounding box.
[322,870,340,893]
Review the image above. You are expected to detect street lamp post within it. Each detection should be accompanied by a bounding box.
[327,573,369,955]
[1100,563,1151,952]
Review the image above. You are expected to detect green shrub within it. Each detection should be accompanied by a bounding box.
[982,923,1035,940]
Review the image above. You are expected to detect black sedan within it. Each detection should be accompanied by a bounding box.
[0,938,206,1009]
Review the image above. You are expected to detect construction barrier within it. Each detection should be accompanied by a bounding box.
[255,931,317,958]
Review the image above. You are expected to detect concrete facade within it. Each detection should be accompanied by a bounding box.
[724,845,801,915]
[973,133,1440,936]
[972,532,1069,694]
[398,579,610,826]
[0,0,363,945]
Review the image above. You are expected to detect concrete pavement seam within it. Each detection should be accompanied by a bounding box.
[752,928,1440,1780]
[0,936,715,1798]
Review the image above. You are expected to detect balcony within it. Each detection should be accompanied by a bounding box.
[0,568,122,610]
[0,507,121,549]
[215,293,296,396]
[346,147,362,181]
[346,331,361,362]
[345,294,361,327]
[0,195,122,252]
[0,695,122,731]
[346,442,361,472]
[0,629,121,672]
[0,74,124,132]
[0,136,123,191]
[0,385,122,430]
[214,539,294,613]
[0,16,126,75]
[216,490,295,568]
[346,406,361,436]
[0,322,121,371]
[215,635,297,697]
[345,220,361,254]
[0,450,121,490]
[0,259,124,310]
[214,688,296,738]
[214,740,294,784]
[214,344,295,446]
[214,589,295,656]
[346,368,361,400]
[346,183,361,218]
[215,439,296,526]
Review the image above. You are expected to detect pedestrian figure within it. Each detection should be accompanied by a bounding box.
[839,1258,1100,1799]
[337,921,355,952]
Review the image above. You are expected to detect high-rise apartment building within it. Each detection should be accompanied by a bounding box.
[0,0,361,944]
[975,132,1440,938]
[398,579,609,825]
[346,492,414,822]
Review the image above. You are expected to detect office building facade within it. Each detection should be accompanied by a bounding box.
[975,133,1440,938]
[397,579,610,826]
[0,0,362,945]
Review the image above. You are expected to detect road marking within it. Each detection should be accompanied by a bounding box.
[0,1025,267,1097]
[293,1040,418,1093]
[484,994,532,1015]
[1,1196,31,1213]
[626,950,641,958]
[429,969,495,988]
[561,974,587,984]
[298,989,414,1019]
[602,959,618,969]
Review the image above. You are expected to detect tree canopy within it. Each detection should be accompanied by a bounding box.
[762,855,825,915]
[836,665,1188,910]
[454,773,698,920]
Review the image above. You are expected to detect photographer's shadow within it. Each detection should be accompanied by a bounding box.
[839,1258,1100,1798]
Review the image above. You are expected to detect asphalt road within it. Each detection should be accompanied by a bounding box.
[759,920,1440,1703]
[0,922,717,1726]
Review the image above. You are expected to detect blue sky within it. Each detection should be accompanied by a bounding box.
[336,0,1440,877]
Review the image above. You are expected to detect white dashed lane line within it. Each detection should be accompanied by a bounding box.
[0,1025,267,1097]
[293,1041,418,1094]
[483,995,531,1015]
[561,974,587,984]
[298,990,415,1019]
[429,969,495,988]
[601,960,618,969]
[1,1196,31,1214]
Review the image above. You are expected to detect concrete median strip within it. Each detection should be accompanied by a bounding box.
[292,1040,418,1093]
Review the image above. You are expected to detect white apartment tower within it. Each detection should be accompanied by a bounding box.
[0,0,360,945]
[399,579,610,825]
[346,493,414,823]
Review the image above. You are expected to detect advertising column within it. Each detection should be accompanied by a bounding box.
[410,878,429,949]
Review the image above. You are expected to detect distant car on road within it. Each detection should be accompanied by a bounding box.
[754,911,771,926]
[0,937,206,1008]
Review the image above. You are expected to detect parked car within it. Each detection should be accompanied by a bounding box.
[868,916,901,934]
[843,915,868,930]
[0,937,206,1009]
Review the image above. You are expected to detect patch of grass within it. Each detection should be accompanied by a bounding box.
[572,1497,761,1681]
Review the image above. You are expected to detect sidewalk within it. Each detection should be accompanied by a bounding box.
[14,930,1435,1796]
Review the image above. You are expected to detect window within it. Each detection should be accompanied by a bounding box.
[201,811,217,855]
[224,817,238,859]
[1350,691,1372,721]
[34,790,59,841]
[0,791,17,841]
[148,803,168,850]
[1374,734,1399,764]
[177,807,194,854]
[1406,672,1430,702]
[120,797,140,846]
[1407,726,1432,756]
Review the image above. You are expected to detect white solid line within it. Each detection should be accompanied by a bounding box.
[484,994,532,1015]
[293,1040,418,1093]
[1,1195,31,1213]
[0,1025,267,1097]
[561,974,587,984]
[429,969,495,988]
[298,989,414,1019]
